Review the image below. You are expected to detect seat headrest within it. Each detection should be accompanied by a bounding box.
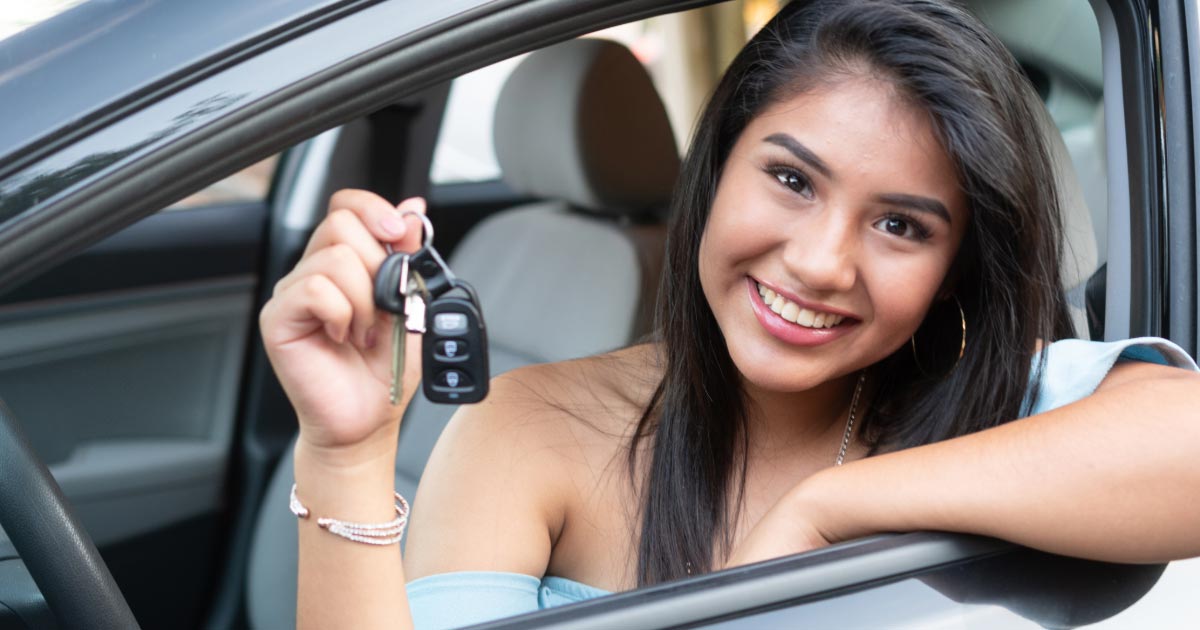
[1035,101,1098,294]
[493,38,680,217]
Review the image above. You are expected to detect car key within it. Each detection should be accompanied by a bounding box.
[388,253,412,406]
[374,210,489,405]
[422,284,489,404]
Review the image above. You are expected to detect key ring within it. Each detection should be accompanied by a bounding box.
[384,209,435,255]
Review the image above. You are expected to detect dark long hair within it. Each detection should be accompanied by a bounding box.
[630,0,1076,586]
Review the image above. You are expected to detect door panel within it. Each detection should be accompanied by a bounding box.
[0,278,252,549]
[0,195,268,627]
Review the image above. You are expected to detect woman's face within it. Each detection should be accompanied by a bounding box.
[699,76,969,393]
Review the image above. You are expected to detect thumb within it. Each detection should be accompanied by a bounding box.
[389,197,428,255]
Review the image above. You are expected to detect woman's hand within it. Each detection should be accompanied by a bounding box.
[722,478,841,569]
[260,191,427,459]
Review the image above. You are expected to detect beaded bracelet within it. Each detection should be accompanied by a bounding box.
[289,484,410,545]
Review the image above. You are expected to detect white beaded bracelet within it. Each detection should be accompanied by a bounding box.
[289,484,410,546]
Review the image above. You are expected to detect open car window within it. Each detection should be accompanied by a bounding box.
[429,6,761,188]
[166,156,279,211]
[443,0,1182,626]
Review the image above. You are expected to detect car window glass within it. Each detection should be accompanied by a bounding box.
[165,155,279,211]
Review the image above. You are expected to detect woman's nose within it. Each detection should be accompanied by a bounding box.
[781,209,858,293]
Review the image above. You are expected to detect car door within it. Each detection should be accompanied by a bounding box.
[0,0,691,625]
[0,1,475,627]
[0,167,271,627]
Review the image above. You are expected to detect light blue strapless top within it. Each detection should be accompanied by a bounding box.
[407,337,1198,629]
[408,571,609,629]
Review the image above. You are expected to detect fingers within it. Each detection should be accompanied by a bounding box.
[265,191,429,349]
[275,244,378,347]
[301,208,389,275]
[389,196,428,254]
[261,273,354,348]
[323,190,428,254]
[300,193,428,281]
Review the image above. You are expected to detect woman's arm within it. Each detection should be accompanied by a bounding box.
[728,359,1200,567]
[293,437,412,628]
[262,190,565,629]
[291,371,566,630]
[403,369,569,582]
[261,190,426,629]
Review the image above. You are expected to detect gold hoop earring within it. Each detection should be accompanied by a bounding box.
[910,296,967,375]
[954,296,966,364]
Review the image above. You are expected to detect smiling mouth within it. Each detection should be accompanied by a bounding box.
[754,281,852,329]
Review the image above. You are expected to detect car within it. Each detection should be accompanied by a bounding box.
[0,0,1196,628]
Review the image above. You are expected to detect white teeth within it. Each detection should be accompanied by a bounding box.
[755,282,848,329]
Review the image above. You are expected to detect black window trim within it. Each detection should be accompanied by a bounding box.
[1101,0,1178,345]
[1156,0,1198,356]
[467,533,1012,630]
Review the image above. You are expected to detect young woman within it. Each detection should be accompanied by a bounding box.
[259,0,1200,627]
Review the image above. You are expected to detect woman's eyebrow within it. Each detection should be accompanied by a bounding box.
[762,133,833,179]
[875,193,952,224]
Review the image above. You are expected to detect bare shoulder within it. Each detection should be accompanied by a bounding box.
[493,342,661,432]
[403,343,660,580]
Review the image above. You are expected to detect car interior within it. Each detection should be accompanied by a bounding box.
[0,0,1180,627]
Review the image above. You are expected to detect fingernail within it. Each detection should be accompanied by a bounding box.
[380,215,406,236]
[398,197,426,214]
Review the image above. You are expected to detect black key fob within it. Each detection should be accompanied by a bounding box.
[422,290,489,404]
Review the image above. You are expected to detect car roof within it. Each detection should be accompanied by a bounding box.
[0,0,355,163]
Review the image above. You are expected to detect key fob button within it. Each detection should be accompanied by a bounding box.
[422,290,488,405]
[432,312,469,335]
[435,339,468,361]
[435,369,472,389]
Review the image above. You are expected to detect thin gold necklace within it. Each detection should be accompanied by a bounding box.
[834,372,866,466]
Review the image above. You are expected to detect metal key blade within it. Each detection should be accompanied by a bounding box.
[390,256,412,406]
[390,314,404,405]
[393,274,427,405]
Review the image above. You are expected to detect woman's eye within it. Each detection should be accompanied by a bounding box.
[767,166,814,199]
[874,215,931,241]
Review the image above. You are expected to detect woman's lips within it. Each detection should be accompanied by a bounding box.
[746,278,859,347]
